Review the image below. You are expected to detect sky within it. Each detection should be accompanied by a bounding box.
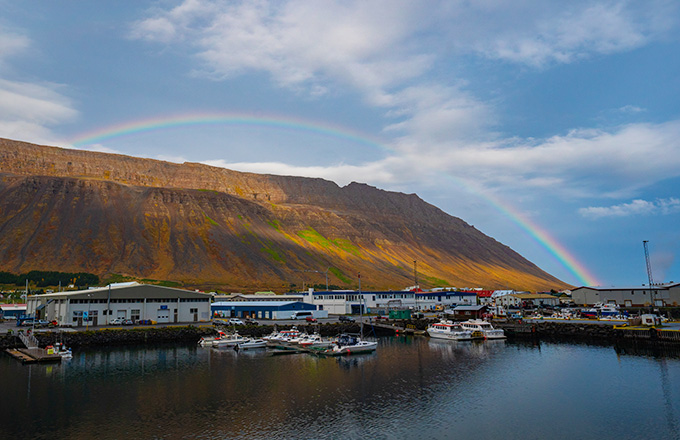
[1,0,679,288]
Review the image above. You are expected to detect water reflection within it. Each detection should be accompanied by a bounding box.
[2,338,679,440]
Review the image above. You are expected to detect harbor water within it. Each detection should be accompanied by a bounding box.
[2,337,679,440]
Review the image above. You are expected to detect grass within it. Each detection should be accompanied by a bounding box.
[329,267,352,284]
[261,246,285,262]
[297,228,333,248]
[267,220,281,231]
[204,214,219,226]
[424,275,451,288]
[332,238,362,257]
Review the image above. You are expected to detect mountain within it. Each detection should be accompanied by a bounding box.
[0,137,570,292]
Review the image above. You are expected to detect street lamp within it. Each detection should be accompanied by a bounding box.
[86,293,92,330]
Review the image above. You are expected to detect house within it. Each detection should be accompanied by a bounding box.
[26,283,212,326]
[450,305,488,320]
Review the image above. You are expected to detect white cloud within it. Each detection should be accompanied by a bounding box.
[0,28,29,67]
[579,198,680,219]
[130,1,680,200]
[0,79,78,145]
[202,158,398,186]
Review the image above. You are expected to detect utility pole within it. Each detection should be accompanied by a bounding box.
[643,240,655,312]
[413,260,418,289]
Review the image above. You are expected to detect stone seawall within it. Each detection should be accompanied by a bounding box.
[0,323,371,350]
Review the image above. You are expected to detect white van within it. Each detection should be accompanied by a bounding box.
[292,311,314,320]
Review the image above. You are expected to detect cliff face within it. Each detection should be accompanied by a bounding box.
[0,138,569,291]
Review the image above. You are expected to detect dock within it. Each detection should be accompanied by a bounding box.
[5,347,62,364]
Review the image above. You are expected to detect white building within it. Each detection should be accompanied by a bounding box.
[301,289,477,315]
[27,283,211,326]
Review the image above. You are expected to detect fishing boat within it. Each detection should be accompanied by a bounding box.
[459,319,506,339]
[581,302,621,318]
[199,331,227,346]
[212,332,248,347]
[297,333,334,349]
[265,328,301,347]
[427,320,474,341]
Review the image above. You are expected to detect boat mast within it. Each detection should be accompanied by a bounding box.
[359,272,363,338]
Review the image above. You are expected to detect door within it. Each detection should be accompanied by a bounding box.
[174,309,178,323]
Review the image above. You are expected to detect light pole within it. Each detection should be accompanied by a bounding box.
[86,293,92,330]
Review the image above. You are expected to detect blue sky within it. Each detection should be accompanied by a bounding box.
[1,0,679,288]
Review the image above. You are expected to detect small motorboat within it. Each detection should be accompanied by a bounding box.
[212,332,248,347]
[235,338,267,350]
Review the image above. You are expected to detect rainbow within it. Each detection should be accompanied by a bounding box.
[68,113,599,287]
[69,113,388,152]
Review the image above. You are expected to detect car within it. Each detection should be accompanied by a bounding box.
[228,318,244,326]
[110,318,124,325]
[35,320,50,328]
[244,319,259,326]
[338,315,355,322]
[212,318,228,326]
[305,316,317,322]
[373,315,389,321]
[122,319,134,325]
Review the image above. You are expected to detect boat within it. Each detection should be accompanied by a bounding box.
[54,342,72,359]
[265,328,301,347]
[199,331,227,346]
[321,334,377,355]
[459,319,506,339]
[427,320,474,341]
[581,303,621,318]
[297,333,334,349]
[235,338,267,350]
[212,332,248,347]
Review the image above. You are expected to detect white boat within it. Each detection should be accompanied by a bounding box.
[212,332,248,347]
[581,302,621,318]
[323,334,377,355]
[297,333,334,349]
[427,320,474,341]
[199,331,227,346]
[236,338,267,350]
[265,328,301,347]
[459,319,506,339]
[54,342,72,359]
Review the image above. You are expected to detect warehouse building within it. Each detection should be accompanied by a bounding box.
[571,283,680,307]
[26,283,211,326]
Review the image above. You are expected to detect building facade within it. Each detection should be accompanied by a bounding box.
[211,301,325,320]
[571,283,680,307]
[26,283,211,326]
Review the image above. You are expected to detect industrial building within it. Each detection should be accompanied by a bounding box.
[571,283,680,307]
[211,300,325,320]
[0,303,26,319]
[302,289,479,315]
[26,283,212,326]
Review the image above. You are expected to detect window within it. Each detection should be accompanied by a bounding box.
[131,309,140,322]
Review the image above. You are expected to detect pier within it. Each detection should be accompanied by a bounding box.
[5,347,62,363]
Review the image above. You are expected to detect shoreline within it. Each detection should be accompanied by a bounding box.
[2,320,679,352]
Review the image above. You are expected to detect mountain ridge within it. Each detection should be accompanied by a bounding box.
[0,137,570,292]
